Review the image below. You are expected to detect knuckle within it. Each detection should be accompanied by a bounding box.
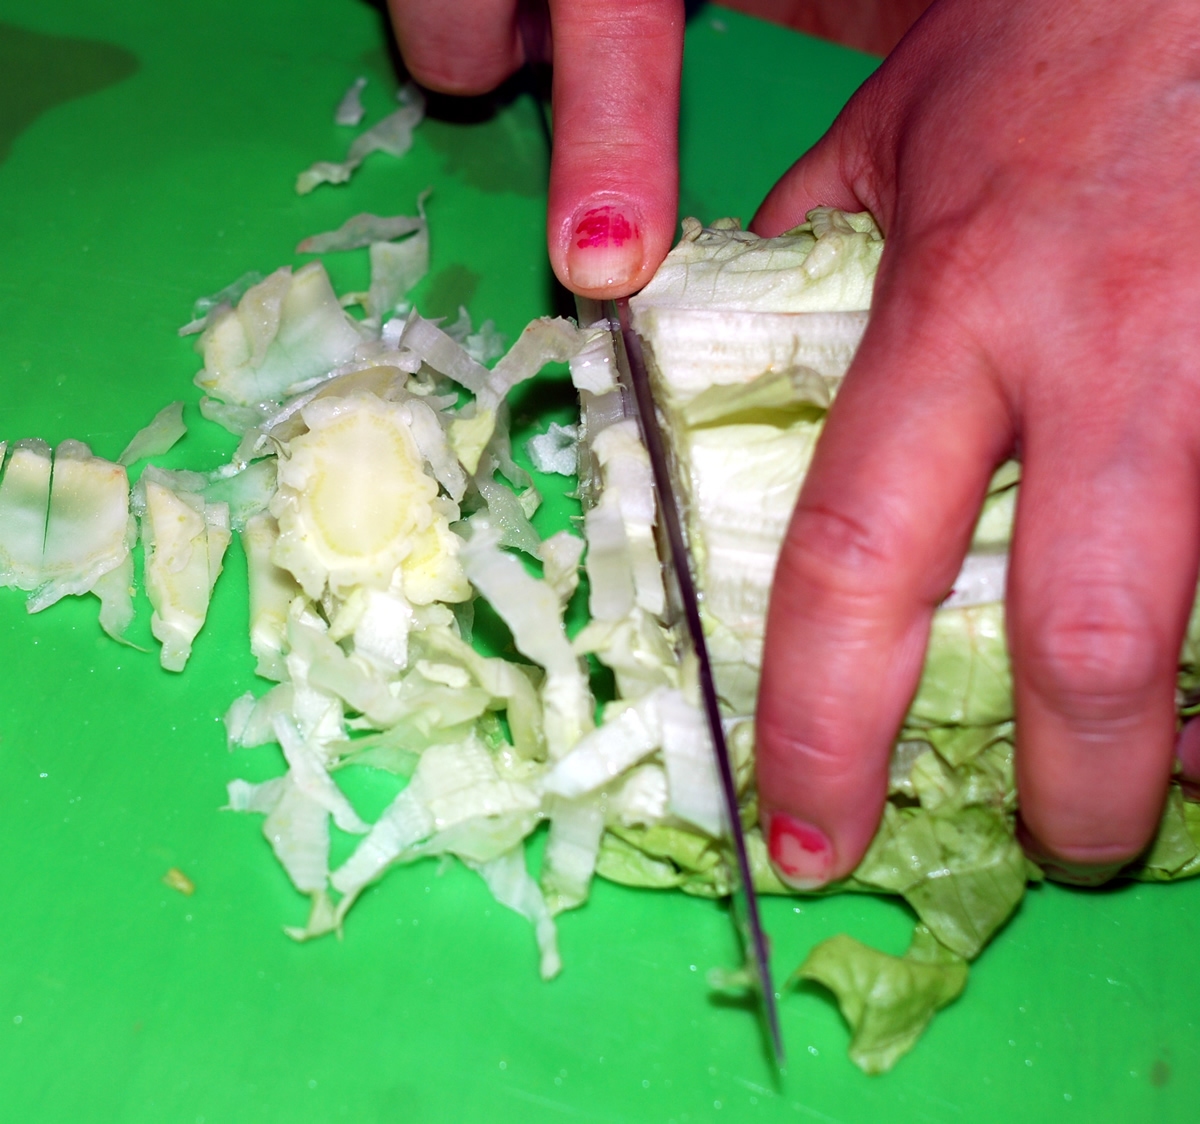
[756,715,879,796]
[780,500,910,603]
[1023,586,1161,721]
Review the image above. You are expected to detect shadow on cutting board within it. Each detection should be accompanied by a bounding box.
[0,22,137,167]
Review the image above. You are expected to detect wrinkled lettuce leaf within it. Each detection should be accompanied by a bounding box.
[796,925,967,1075]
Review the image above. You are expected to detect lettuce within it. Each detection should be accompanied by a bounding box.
[795,926,967,1076]
[618,211,1200,1071]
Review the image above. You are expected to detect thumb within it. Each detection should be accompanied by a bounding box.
[751,93,883,237]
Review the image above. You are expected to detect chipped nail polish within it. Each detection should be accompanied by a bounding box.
[566,204,643,292]
[766,811,833,891]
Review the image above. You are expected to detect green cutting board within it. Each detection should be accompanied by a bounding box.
[1,3,1197,1121]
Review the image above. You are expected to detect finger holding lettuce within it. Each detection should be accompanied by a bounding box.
[386,0,684,298]
[752,0,1200,890]
[381,0,1200,1075]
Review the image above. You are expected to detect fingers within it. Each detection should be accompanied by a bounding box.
[756,297,1012,887]
[387,0,522,95]
[751,124,874,239]
[750,62,892,239]
[1009,406,1200,877]
[390,0,683,298]
[546,0,683,298]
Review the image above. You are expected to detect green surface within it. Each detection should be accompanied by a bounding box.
[1,3,1197,1121]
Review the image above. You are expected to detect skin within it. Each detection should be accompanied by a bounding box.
[390,0,1200,886]
[755,0,1200,887]
[387,0,684,297]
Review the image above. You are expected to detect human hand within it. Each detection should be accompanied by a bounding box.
[753,0,1200,887]
[386,0,684,297]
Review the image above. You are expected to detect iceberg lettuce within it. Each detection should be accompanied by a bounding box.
[616,211,1200,1071]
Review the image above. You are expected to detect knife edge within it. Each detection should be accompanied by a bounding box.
[598,295,786,1071]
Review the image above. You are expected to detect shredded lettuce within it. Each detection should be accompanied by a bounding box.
[297,206,430,326]
[0,439,135,638]
[118,401,187,465]
[10,182,1200,1083]
[134,467,230,670]
[795,926,967,1075]
[195,263,370,408]
[296,84,425,194]
[334,76,367,127]
[296,212,425,255]
[525,421,579,476]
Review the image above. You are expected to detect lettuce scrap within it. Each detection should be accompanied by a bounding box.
[795,926,967,1075]
[296,84,425,195]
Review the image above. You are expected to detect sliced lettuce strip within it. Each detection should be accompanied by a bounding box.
[296,85,425,195]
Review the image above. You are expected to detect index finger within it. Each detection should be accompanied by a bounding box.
[546,0,683,298]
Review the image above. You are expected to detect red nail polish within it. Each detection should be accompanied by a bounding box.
[573,205,638,250]
[766,811,832,890]
[566,204,643,292]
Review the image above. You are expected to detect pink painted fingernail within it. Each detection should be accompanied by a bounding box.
[766,811,833,891]
[566,203,643,292]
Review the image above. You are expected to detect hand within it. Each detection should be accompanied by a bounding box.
[753,0,1200,887]
[386,0,684,297]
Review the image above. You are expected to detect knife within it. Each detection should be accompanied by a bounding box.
[517,0,784,1070]
[577,295,786,1072]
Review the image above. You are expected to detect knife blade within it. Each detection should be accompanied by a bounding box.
[576,294,786,1071]
[516,0,784,1069]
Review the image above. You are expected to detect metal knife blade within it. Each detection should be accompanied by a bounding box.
[578,294,785,1070]
[515,0,784,1066]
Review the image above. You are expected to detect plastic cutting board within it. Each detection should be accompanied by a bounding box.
[1,3,1198,1120]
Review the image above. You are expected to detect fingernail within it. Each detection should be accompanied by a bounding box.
[566,203,643,292]
[1015,817,1124,886]
[1039,862,1122,887]
[765,811,833,891]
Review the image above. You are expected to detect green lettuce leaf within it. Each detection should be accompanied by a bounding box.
[853,737,1025,959]
[604,823,733,898]
[795,925,967,1075]
[595,830,691,891]
[1130,787,1200,882]
[907,603,1012,728]
[635,210,883,314]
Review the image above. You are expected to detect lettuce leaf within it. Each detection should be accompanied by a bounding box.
[795,925,967,1075]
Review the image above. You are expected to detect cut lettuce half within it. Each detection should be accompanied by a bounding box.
[618,210,1200,1072]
